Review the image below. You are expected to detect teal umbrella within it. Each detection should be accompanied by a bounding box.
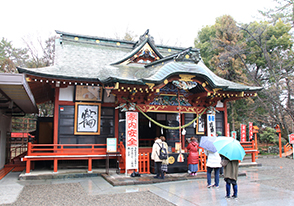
[213,136,245,161]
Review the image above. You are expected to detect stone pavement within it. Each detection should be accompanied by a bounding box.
[1,157,294,205]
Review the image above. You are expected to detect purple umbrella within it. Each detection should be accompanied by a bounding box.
[199,136,217,153]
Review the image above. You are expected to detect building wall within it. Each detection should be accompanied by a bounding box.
[0,111,12,169]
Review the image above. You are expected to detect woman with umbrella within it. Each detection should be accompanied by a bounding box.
[205,149,222,188]
[213,137,245,199]
[221,156,239,199]
[187,136,199,176]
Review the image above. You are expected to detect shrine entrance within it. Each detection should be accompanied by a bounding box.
[119,111,180,148]
[139,112,180,148]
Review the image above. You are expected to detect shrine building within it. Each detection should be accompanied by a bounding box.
[17,30,262,174]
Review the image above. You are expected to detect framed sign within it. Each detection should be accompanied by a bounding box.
[75,85,102,102]
[74,102,101,135]
[107,138,117,152]
[196,115,205,134]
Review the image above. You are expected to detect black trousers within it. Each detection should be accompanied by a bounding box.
[155,162,164,177]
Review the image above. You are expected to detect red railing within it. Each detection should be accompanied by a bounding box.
[241,140,259,162]
[198,149,207,172]
[26,142,107,156]
[23,142,116,174]
[138,152,150,174]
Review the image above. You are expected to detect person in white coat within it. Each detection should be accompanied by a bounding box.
[151,137,164,179]
[205,150,222,188]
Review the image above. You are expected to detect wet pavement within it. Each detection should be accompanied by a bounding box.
[1,157,294,205]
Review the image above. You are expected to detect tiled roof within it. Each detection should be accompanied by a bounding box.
[17,30,262,92]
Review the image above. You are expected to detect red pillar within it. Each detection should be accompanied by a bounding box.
[53,87,60,145]
[26,159,31,174]
[275,125,282,158]
[88,158,92,173]
[54,158,58,173]
[224,101,228,136]
[279,132,282,158]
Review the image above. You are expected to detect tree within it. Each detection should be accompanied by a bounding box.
[210,15,248,83]
[23,35,56,68]
[194,25,216,69]
[195,15,253,131]
[260,127,278,146]
[0,38,29,73]
[259,0,294,27]
[239,19,294,139]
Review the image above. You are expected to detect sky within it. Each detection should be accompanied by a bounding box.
[1,0,276,49]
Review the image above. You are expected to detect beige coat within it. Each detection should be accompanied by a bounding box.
[151,139,163,162]
[222,158,239,181]
[161,141,169,165]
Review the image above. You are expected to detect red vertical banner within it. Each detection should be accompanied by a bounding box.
[249,122,253,140]
[125,112,138,171]
[231,131,237,139]
[240,124,246,142]
[226,123,230,137]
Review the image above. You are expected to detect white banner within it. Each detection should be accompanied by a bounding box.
[207,112,216,137]
[125,112,138,171]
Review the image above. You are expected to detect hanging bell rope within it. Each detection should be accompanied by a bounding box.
[122,97,208,130]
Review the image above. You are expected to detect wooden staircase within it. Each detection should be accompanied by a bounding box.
[0,152,26,180]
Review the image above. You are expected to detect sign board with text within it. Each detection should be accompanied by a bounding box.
[240,124,246,142]
[231,131,237,139]
[107,138,117,153]
[125,112,138,171]
[289,133,294,144]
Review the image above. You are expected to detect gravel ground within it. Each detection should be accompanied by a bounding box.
[2,183,175,206]
[2,156,293,206]
[254,156,294,191]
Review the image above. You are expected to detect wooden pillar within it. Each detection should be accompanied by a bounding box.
[275,125,282,158]
[115,109,119,144]
[53,158,58,173]
[53,87,60,145]
[26,159,31,174]
[224,101,228,135]
[88,158,92,173]
[181,113,185,149]
[27,142,31,156]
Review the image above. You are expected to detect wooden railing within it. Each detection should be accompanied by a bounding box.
[138,152,150,174]
[26,143,107,156]
[23,141,210,175]
[10,145,27,160]
[282,143,293,157]
[241,140,259,162]
[22,142,119,174]
[198,149,207,172]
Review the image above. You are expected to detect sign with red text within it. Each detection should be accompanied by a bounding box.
[289,133,294,144]
[249,122,253,140]
[226,123,230,137]
[125,112,138,171]
[240,124,246,142]
[231,131,237,139]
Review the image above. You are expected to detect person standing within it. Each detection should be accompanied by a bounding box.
[205,149,222,188]
[221,156,239,199]
[151,137,164,179]
[216,131,224,176]
[187,136,199,176]
[160,136,169,175]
